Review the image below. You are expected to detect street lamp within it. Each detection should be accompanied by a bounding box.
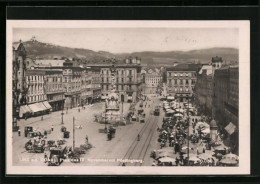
[61,100,65,124]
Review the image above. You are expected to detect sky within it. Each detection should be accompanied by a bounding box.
[13,28,238,53]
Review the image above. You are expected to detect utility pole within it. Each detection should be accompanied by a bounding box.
[187,97,190,165]
[61,101,64,124]
[73,116,75,151]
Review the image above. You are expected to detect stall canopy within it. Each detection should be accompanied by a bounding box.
[28,103,42,113]
[43,101,52,110]
[19,105,31,118]
[37,102,48,111]
[225,122,236,135]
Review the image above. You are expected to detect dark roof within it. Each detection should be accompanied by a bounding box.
[166,64,202,72]
[211,56,223,63]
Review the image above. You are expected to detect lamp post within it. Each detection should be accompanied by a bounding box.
[61,100,65,124]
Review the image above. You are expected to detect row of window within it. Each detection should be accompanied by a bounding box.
[168,79,196,85]
[102,77,136,83]
[46,84,63,92]
[27,85,44,95]
[47,94,64,101]
[101,84,133,91]
[168,87,190,92]
[26,75,44,82]
[168,72,196,77]
[47,77,62,83]
[101,69,134,75]
[64,77,81,83]
[27,95,46,103]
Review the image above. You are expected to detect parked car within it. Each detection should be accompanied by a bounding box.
[48,146,68,166]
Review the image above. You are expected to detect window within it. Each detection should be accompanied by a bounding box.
[168,72,171,77]
[122,78,124,83]
[180,80,183,85]
[129,85,132,90]
[122,70,124,75]
[168,79,171,86]
[107,78,109,82]
[186,80,189,85]
[107,85,109,90]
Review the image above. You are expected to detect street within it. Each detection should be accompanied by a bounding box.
[13,97,164,166]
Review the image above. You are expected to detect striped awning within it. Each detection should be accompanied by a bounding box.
[37,102,48,111]
[19,105,31,118]
[28,103,42,113]
[43,101,52,110]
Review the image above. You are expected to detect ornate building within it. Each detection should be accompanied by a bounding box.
[166,64,201,102]
[144,68,162,94]
[99,57,142,103]
[80,69,93,105]
[87,66,102,103]
[12,41,27,119]
[44,69,65,111]
[63,60,83,108]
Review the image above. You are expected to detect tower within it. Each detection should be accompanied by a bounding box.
[211,56,223,76]
[210,119,218,142]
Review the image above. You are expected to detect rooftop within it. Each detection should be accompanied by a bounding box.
[166,64,202,72]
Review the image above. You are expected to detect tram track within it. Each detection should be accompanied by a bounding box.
[119,108,159,166]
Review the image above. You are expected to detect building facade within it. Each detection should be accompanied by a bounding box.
[44,69,65,111]
[213,65,239,153]
[194,65,214,116]
[26,69,47,104]
[88,66,102,103]
[213,65,239,127]
[144,69,162,94]
[13,41,27,118]
[80,69,93,105]
[63,60,83,108]
[99,57,142,103]
[166,64,201,102]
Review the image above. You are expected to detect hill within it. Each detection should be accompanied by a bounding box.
[16,40,239,65]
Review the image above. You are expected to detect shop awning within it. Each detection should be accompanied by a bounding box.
[225,122,236,135]
[37,102,48,111]
[19,105,31,118]
[28,103,42,113]
[43,101,52,110]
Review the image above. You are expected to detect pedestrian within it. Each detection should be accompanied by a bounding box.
[44,152,48,163]
[122,163,126,166]
[33,136,37,144]
[41,116,43,121]
[18,129,21,136]
[44,130,47,137]
[85,135,88,145]
[51,125,54,131]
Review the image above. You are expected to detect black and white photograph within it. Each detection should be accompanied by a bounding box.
[6,20,250,175]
